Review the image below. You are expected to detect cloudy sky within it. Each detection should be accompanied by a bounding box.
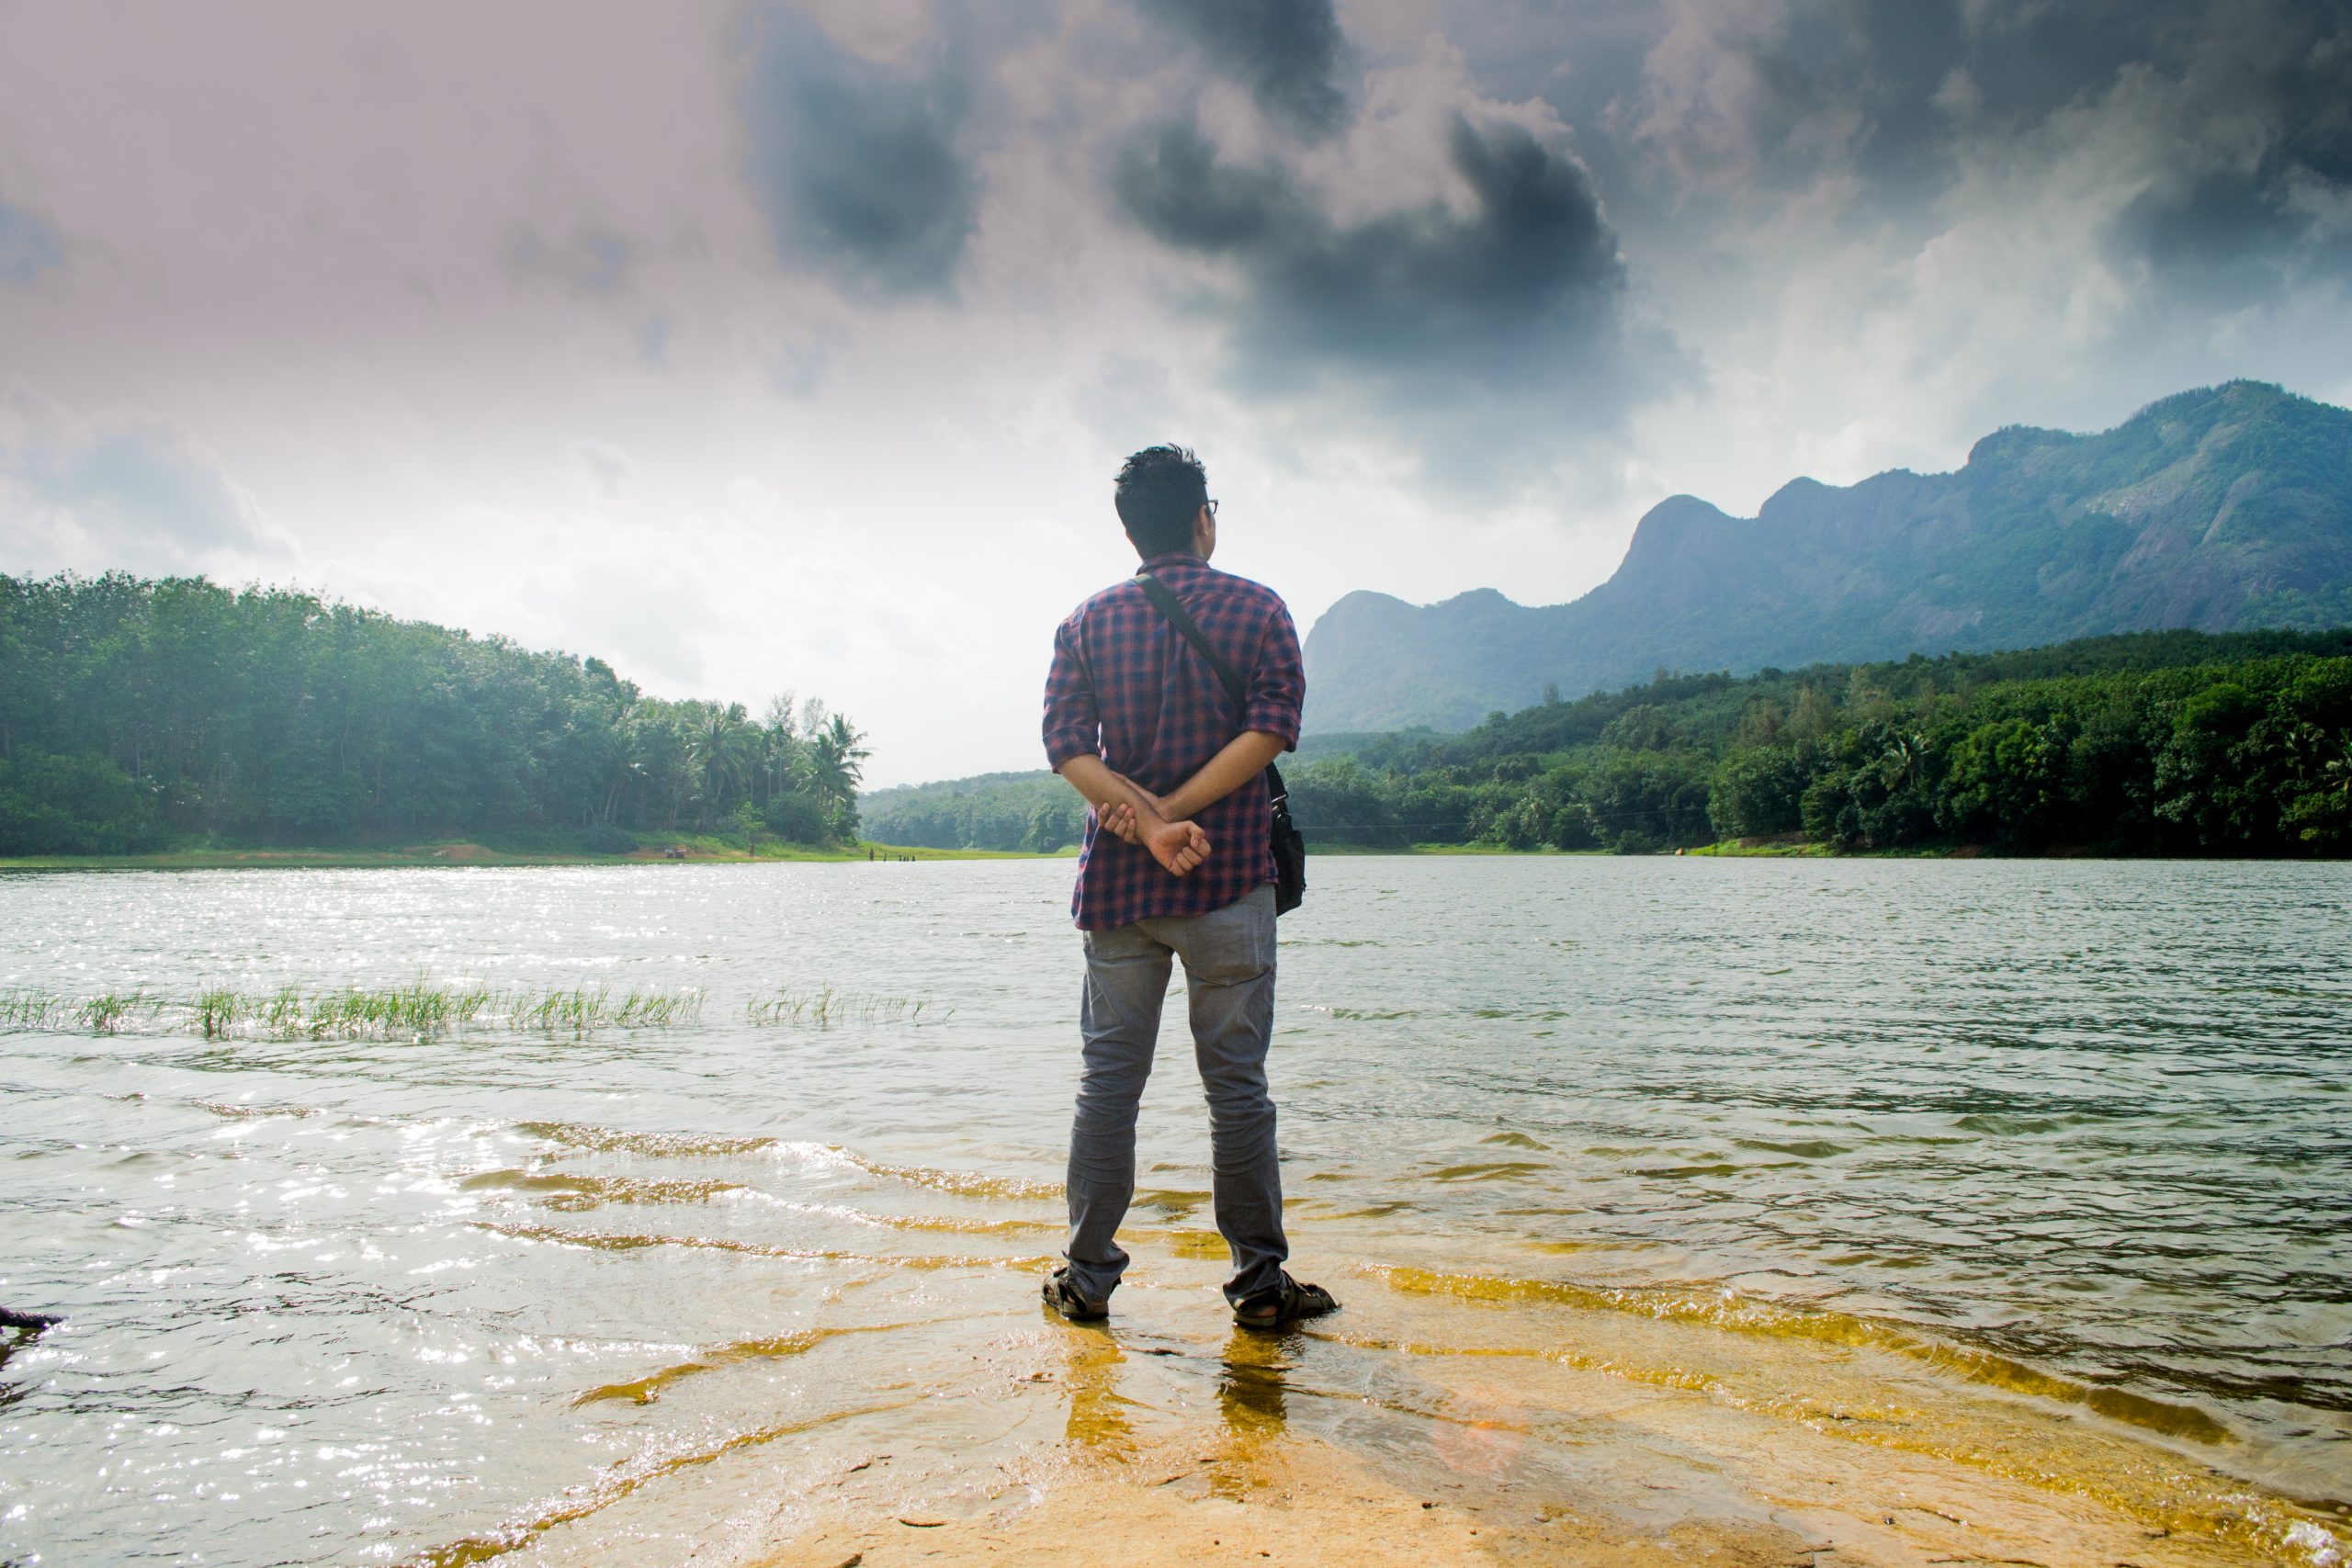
[3,1,2347,784]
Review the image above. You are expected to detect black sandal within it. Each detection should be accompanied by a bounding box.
[1041,1267,1109,1322]
[1232,1272,1337,1329]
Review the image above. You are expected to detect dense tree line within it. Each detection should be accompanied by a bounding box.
[860,771,1089,854]
[1297,629,2352,855]
[0,573,866,855]
[866,628,2352,857]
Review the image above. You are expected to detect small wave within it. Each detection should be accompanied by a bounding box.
[769,1200,1059,1238]
[838,1150,1061,1201]
[473,1220,1052,1272]
[191,1099,323,1121]
[515,1125,1060,1203]
[572,1322,910,1406]
[1952,1113,2064,1135]
[459,1168,749,1212]
[517,1121,781,1159]
[853,1210,1061,1238]
[1428,1161,1550,1182]
[1730,1138,1851,1159]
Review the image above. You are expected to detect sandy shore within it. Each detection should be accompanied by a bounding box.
[714,1286,2318,1568]
[746,1421,2270,1568]
[385,1234,2341,1568]
[444,1244,2344,1568]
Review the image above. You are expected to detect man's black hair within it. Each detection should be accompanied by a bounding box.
[1114,444,1208,557]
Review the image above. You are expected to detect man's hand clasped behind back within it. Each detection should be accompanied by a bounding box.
[1098,789,1211,877]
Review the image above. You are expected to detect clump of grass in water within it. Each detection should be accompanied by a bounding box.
[0,988,74,1031]
[246,978,705,1040]
[0,988,164,1035]
[746,985,950,1028]
[197,986,247,1038]
[0,978,702,1042]
[78,991,158,1034]
[512,985,701,1036]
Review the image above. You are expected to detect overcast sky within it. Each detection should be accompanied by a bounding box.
[3,0,2347,784]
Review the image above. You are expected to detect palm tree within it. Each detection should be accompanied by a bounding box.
[808,715,870,839]
[584,711,636,824]
[691,703,757,817]
[1878,730,1930,792]
[758,694,799,806]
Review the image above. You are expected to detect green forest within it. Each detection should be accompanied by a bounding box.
[0,573,868,856]
[15,571,2349,863]
[859,771,1091,857]
[866,627,2352,858]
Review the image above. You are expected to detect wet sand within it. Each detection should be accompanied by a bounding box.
[753,1436,2255,1568]
[738,1307,2287,1568]
[466,1247,2338,1567]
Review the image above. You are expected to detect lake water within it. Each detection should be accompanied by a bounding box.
[1,857,2346,1564]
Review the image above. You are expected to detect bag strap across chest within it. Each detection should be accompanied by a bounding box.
[1132,572,1248,710]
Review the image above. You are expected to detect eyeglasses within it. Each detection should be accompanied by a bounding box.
[1205,498,1219,519]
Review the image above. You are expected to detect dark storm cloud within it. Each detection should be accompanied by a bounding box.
[737,7,978,299]
[1115,116,1628,386]
[1905,0,2352,292]
[1115,121,1299,249]
[1131,0,1349,136]
[1628,0,1968,198]
[1112,114,1668,486]
[2099,1,2352,296]
[1629,0,2352,296]
[0,200,63,282]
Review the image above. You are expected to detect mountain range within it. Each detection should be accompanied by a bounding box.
[1302,380,2352,733]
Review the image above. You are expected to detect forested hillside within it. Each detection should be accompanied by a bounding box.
[1307,381,2352,730]
[0,574,866,855]
[1299,628,2352,855]
[860,771,1084,854]
[868,628,2352,857]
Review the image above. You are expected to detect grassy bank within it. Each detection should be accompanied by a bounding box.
[0,832,1040,872]
[1683,834,1830,858]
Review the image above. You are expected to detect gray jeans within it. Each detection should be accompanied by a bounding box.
[1064,885,1286,1306]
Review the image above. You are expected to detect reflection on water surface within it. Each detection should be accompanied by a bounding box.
[0,857,2346,1562]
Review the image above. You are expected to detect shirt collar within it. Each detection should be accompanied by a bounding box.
[1138,551,1205,571]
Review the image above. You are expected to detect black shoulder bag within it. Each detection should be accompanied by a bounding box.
[1132,571,1306,916]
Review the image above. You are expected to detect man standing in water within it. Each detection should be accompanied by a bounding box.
[1038,445,1338,1330]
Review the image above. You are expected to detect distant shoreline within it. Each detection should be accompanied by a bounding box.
[0,839,1046,871]
[0,838,2183,870]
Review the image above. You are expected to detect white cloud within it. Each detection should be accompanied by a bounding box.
[0,387,290,576]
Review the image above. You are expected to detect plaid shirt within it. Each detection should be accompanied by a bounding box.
[1043,552,1305,931]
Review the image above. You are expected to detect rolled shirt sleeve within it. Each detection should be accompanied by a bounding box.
[1243,602,1305,750]
[1041,615,1102,770]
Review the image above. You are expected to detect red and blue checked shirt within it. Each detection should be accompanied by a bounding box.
[1042,551,1305,931]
